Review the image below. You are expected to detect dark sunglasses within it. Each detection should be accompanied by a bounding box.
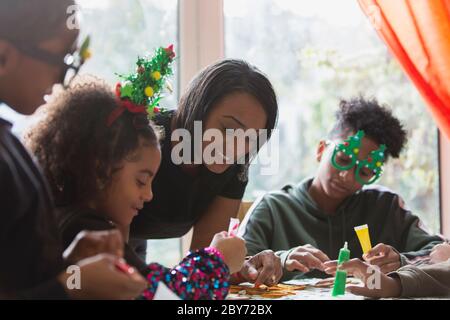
[13,36,91,88]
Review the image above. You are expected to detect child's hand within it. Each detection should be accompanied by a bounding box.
[58,254,147,300]
[363,243,401,273]
[62,229,124,264]
[233,250,283,287]
[430,243,450,263]
[331,258,402,298]
[210,231,247,274]
[284,244,330,273]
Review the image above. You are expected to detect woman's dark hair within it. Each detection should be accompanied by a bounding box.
[329,96,408,159]
[174,59,279,141]
[0,0,75,45]
[25,75,159,206]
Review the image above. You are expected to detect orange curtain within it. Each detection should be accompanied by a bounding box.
[358,0,450,139]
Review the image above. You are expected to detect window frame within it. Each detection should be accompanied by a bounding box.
[178,0,225,253]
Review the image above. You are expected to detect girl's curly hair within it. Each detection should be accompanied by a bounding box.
[25,75,159,206]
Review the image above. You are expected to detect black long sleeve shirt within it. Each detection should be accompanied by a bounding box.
[0,118,67,299]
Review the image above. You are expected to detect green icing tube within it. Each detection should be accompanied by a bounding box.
[332,242,350,297]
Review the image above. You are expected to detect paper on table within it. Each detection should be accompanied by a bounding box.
[228,218,240,237]
[153,282,181,300]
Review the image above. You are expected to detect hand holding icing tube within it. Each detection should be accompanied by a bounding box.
[332,242,350,297]
[354,224,372,255]
[354,225,401,273]
[210,230,247,274]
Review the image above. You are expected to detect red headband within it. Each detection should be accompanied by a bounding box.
[106,83,148,127]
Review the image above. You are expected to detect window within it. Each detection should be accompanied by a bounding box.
[224,0,440,233]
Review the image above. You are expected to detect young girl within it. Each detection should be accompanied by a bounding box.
[25,74,247,300]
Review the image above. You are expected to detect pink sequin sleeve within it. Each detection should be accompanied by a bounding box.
[141,247,230,300]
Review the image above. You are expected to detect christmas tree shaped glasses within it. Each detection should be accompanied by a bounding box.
[329,130,386,185]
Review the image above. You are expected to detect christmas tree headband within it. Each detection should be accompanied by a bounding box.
[107,45,175,127]
[330,130,386,185]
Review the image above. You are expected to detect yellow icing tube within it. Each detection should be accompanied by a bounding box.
[354,224,372,254]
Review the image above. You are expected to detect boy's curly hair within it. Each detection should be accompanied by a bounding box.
[329,96,407,159]
[25,75,159,206]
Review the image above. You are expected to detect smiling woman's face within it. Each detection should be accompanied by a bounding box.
[201,92,267,174]
[96,141,161,227]
[316,132,381,201]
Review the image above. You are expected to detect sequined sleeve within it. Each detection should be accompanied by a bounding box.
[141,247,230,300]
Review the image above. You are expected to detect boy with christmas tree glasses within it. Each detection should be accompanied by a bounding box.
[240,97,444,282]
[326,129,386,186]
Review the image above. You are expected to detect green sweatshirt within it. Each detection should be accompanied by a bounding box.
[241,178,443,281]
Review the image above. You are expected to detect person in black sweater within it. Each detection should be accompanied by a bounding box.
[130,59,283,286]
[0,0,146,299]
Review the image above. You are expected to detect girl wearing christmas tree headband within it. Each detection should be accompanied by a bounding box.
[25,46,247,300]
